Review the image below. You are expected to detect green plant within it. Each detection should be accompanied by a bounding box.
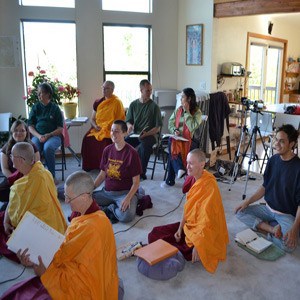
[23,66,80,107]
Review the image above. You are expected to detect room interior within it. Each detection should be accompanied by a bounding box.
[0,0,300,299]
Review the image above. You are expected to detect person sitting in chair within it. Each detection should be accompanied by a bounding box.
[81,80,125,171]
[162,88,202,187]
[235,124,300,252]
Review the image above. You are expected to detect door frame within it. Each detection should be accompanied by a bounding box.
[245,32,288,103]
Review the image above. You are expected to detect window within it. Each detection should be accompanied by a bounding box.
[20,0,74,8]
[103,25,151,107]
[21,21,77,109]
[102,0,152,13]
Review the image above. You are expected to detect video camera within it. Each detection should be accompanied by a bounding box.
[241,97,264,112]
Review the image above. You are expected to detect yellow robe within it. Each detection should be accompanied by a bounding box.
[41,211,119,300]
[88,95,125,141]
[8,161,66,234]
[184,170,229,273]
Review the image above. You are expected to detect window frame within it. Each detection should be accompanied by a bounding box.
[102,23,151,83]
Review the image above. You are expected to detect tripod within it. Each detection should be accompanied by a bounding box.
[229,108,269,199]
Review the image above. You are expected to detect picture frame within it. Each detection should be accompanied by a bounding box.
[186,24,203,65]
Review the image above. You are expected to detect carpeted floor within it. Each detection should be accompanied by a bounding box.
[0,155,299,300]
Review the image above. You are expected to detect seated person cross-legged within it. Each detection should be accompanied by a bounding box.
[235,124,300,252]
[28,82,63,181]
[125,79,162,180]
[81,80,125,171]
[0,120,40,205]
[0,142,66,263]
[93,120,142,223]
[163,88,202,187]
[148,149,229,273]
[1,171,120,300]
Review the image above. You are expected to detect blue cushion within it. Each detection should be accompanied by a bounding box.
[137,251,185,280]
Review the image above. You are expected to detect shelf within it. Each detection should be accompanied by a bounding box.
[219,74,245,78]
[285,72,299,78]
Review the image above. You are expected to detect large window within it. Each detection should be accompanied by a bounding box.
[22,21,77,109]
[20,0,74,8]
[102,0,152,13]
[103,25,151,107]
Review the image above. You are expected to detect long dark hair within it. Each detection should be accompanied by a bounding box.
[4,120,31,155]
[182,87,198,115]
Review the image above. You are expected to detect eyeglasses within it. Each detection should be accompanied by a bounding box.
[10,154,25,160]
[64,192,91,202]
[13,130,26,134]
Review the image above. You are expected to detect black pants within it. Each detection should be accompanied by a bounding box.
[125,135,156,176]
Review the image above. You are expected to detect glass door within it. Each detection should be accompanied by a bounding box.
[248,42,283,105]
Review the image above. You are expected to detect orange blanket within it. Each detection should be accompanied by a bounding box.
[184,170,229,273]
[41,211,119,300]
[88,95,125,141]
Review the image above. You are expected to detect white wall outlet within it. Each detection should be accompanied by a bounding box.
[199,81,206,90]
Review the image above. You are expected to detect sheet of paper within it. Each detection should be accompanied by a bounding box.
[7,211,65,268]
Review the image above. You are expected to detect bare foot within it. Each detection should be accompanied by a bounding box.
[272,224,282,239]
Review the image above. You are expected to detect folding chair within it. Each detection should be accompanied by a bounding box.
[147,111,167,180]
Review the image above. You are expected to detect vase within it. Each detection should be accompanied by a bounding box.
[63,102,77,119]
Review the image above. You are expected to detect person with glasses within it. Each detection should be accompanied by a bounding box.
[0,142,66,262]
[81,80,125,171]
[93,119,142,223]
[0,120,40,206]
[2,171,121,300]
[28,82,64,181]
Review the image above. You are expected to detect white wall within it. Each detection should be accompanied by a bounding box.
[213,13,300,92]
[0,0,179,152]
[177,0,214,93]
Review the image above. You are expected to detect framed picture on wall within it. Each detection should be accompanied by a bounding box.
[186,24,203,65]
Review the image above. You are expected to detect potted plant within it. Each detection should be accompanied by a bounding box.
[61,83,81,119]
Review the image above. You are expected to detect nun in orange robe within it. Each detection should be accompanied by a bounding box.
[149,150,229,273]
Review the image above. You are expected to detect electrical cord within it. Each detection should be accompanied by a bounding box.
[0,266,26,285]
[114,194,185,235]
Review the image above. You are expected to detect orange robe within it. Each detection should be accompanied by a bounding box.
[184,170,229,273]
[88,95,125,141]
[8,161,66,234]
[41,210,119,300]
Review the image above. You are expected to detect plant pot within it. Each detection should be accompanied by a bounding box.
[63,102,77,119]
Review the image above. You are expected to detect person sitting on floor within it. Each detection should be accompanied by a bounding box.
[0,142,66,262]
[163,88,202,187]
[93,120,142,223]
[1,171,120,300]
[148,149,229,273]
[81,80,125,171]
[0,120,40,206]
[235,124,300,252]
[125,79,162,180]
[28,82,64,181]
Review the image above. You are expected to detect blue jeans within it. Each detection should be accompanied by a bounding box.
[166,138,185,185]
[93,188,138,223]
[32,136,61,179]
[236,204,297,252]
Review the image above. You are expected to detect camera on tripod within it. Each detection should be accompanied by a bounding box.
[241,97,264,112]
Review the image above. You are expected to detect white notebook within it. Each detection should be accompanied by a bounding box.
[235,228,272,254]
[7,211,65,268]
[162,134,189,142]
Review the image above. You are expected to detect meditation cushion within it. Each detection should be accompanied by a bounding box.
[137,251,185,280]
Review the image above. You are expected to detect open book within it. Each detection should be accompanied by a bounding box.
[235,228,272,254]
[134,239,178,266]
[162,134,189,142]
[7,211,65,268]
